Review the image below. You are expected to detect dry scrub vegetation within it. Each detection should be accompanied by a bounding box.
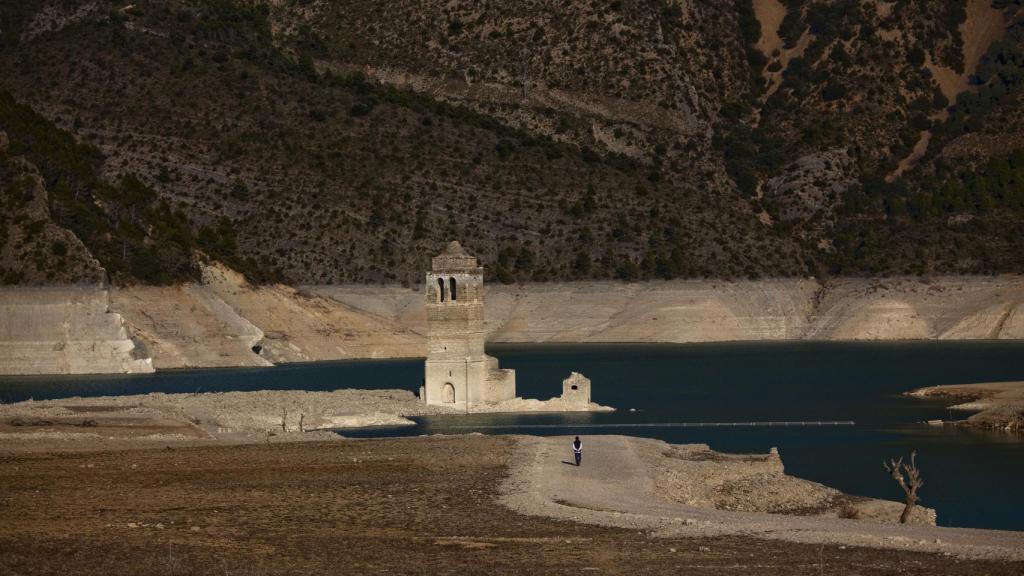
[1,0,1023,286]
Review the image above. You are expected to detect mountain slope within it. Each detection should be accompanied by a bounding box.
[1,0,1022,285]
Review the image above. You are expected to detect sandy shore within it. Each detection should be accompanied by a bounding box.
[908,381,1024,431]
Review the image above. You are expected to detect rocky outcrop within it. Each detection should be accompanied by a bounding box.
[198,263,424,363]
[761,148,855,223]
[0,155,106,285]
[109,262,428,369]
[0,387,604,448]
[0,263,428,374]
[0,287,152,374]
[110,285,271,370]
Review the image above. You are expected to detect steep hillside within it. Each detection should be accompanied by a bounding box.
[1,0,1023,285]
[0,140,105,285]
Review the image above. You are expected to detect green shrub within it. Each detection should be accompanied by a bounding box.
[906,47,925,67]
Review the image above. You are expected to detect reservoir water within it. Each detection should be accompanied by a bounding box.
[2,341,1022,531]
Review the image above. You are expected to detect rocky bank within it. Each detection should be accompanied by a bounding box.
[0,287,152,375]
[908,381,1024,431]
[2,275,1023,374]
[315,275,1024,342]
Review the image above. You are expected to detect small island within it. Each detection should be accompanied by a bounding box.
[908,381,1024,431]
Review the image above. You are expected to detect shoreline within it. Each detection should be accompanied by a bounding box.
[2,426,1021,561]
[2,338,1023,383]
[908,381,1024,431]
[0,388,614,451]
[0,389,447,451]
[1,358,1021,559]
[4,274,1024,376]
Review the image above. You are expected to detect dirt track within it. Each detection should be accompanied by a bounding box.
[1,436,1022,575]
[503,436,1024,561]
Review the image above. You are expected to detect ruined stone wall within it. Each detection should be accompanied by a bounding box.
[561,372,591,405]
[483,361,516,404]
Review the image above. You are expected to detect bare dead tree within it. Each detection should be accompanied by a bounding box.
[884,450,924,524]
[280,407,288,433]
[299,413,305,433]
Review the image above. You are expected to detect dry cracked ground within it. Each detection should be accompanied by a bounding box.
[1,436,1022,575]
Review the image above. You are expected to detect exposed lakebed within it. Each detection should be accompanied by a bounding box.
[2,341,1023,531]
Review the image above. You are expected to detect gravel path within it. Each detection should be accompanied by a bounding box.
[500,435,1024,561]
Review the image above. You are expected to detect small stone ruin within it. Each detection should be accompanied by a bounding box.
[561,372,592,406]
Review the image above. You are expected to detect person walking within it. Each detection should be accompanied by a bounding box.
[572,436,583,466]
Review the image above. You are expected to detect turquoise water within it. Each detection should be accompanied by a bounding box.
[2,341,1023,531]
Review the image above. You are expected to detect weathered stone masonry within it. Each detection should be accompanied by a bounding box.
[422,242,515,409]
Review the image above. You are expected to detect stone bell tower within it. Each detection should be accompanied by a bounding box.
[423,241,515,410]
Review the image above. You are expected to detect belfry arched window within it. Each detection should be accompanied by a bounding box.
[449,277,457,301]
[437,277,446,302]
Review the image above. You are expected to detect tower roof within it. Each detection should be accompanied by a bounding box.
[442,240,468,256]
[431,240,480,271]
